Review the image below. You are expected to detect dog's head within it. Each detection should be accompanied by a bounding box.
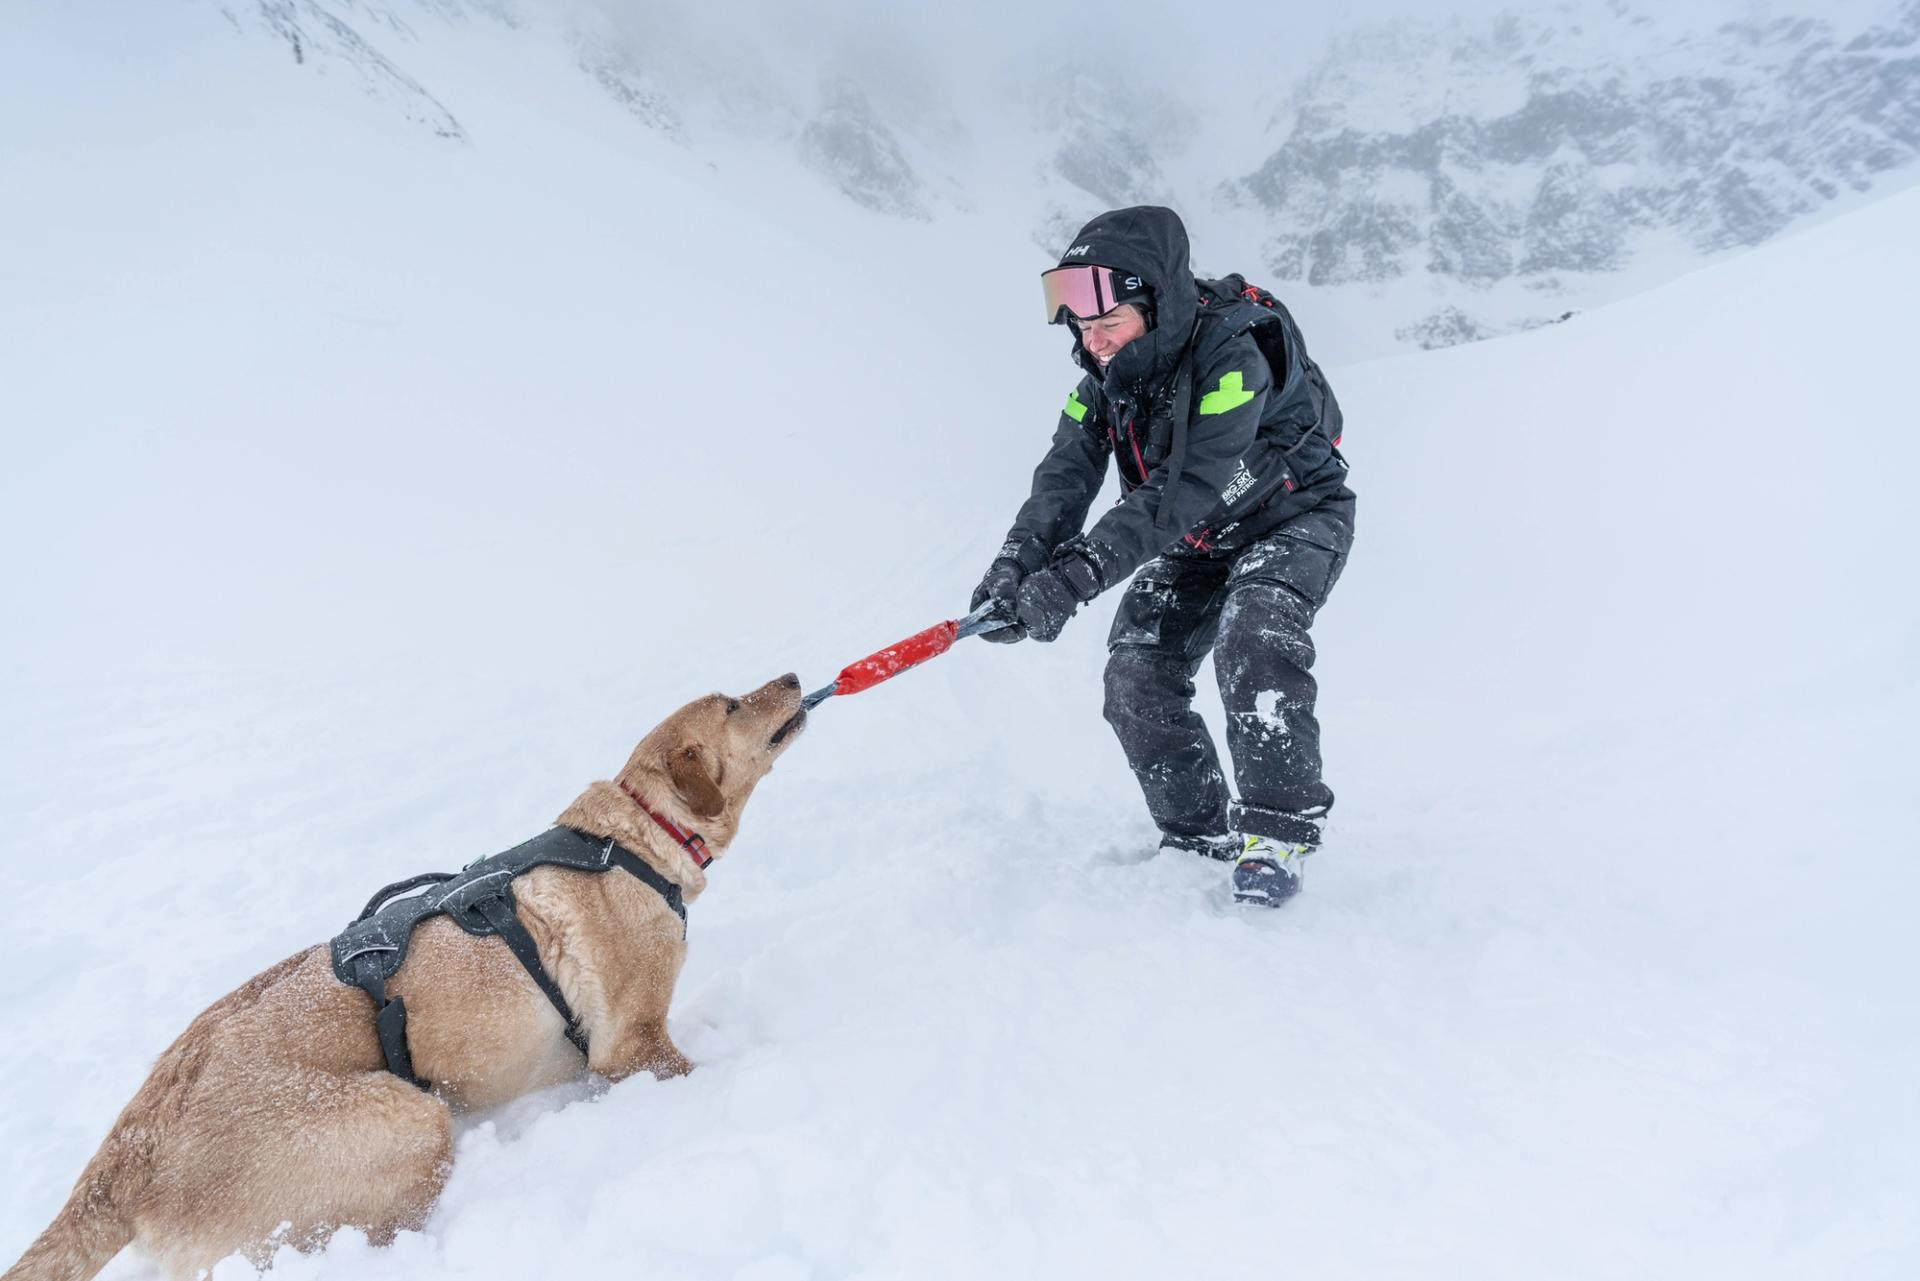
[616,673,807,852]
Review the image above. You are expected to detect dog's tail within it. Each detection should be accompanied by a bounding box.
[2,1140,136,1281]
[2,1000,217,1281]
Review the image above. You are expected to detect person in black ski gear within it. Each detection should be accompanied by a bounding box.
[970,205,1355,906]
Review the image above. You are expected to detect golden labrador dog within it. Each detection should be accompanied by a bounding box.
[4,675,807,1281]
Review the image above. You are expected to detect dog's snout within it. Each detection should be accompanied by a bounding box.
[779,673,800,690]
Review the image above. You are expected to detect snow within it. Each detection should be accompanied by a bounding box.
[3,3,1918,1279]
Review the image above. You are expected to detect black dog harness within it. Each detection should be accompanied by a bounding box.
[330,826,689,1088]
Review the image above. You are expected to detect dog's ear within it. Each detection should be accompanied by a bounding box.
[667,745,725,820]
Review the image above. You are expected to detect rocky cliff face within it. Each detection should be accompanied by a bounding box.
[234,0,467,140]
[1219,1,1920,343]
[797,80,932,221]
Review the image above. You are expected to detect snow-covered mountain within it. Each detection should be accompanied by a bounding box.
[199,0,1920,358]
[1226,0,1920,346]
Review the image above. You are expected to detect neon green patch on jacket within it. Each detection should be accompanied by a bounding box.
[1198,370,1256,415]
[1064,388,1089,423]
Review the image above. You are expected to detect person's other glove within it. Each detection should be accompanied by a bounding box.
[970,558,1028,643]
[1013,547,1102,643]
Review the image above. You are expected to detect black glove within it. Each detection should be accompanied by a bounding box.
[970,558,1028,643]
[1013,548,1102,643]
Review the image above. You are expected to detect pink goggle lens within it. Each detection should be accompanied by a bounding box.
[1040,264,1122,324]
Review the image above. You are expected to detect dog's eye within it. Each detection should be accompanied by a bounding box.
[725,698,741,714]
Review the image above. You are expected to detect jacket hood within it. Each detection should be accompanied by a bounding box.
[1056,205,1198,392]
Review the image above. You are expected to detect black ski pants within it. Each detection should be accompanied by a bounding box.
[1103,499,1354,848]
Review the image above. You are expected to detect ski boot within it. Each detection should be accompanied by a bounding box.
[1158,830,1239,862]
[1231,834,1310,907]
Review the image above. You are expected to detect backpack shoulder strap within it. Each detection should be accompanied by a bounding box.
[1154,316,1205,530]
[1197,273,1343,454]
[1197,275,1294,384]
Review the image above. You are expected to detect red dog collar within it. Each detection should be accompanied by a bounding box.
[618,780,713,869]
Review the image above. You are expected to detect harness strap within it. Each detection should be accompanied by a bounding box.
[343,953,428,1090]
[374,995,421,1086]
[469,892,592,1059]
[603,840,687,923]
[338,827,694,1089]
[355,871,456,924]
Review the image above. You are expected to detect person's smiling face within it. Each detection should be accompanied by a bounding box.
[1073,303,1148,366]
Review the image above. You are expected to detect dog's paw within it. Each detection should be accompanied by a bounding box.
[647,1048,694,1080]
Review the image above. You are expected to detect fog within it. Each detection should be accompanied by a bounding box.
[570,0,1861,93]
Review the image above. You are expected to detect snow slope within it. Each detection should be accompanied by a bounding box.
[3,5,1917,1279]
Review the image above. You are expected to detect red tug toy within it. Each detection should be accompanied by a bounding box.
[802,602,1011,710]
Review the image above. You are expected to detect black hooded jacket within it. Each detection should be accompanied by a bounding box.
[999,206,1353,590]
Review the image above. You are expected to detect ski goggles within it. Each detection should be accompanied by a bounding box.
[1040,263,1149,324]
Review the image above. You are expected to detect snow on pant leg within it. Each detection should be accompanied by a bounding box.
[1103,553,1235,838]
[1218,507,1354,848]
